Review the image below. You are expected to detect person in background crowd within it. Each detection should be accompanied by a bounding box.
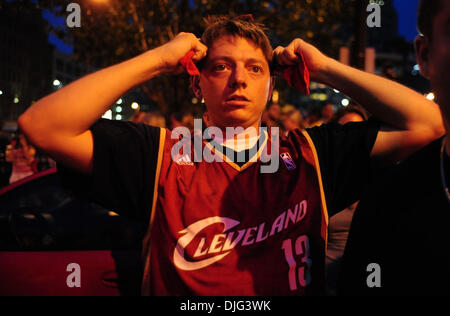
[130,111,167,128]
[142,112,166,128]
[280,104,305,135]
[5,130,37,183]
[304,107,323,128]
[170,111,195,131]
[261,102,281,128]
[320,103,335,125]
[382,63,398,81]
[35,150,57,172]
[130,111,147,123]
[339,0,450,295]
[333,104,368,125]
[0,130,12,187]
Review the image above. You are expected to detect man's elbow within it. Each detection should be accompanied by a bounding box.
[433,122,446,139]
[18,112,48,150]
[423,103,446,139]
[408,115,446,142]
[407,122,445,157]
[421,119,446,142]
[18,112,31,138]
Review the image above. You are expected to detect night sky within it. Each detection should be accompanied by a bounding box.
[394,0,419,42]
[44,0,420,54]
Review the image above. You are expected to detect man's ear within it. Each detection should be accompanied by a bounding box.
[190,75,202,99]
[202,111,211,127]
[415,35,430,79]
[267,76,276,103]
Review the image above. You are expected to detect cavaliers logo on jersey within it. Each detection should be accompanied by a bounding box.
[280,152,296,170]
[173,201,308,271]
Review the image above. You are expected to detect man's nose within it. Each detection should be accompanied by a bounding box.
[229,66,247,89]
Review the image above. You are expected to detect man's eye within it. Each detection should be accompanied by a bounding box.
[250,66,262,73]
[213,64,227,71]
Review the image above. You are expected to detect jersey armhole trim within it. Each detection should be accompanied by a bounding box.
[149,127,166,229]
[301,129,330,243]
[142,127,166,296]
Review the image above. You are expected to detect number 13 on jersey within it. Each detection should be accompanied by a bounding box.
[281,235,312,291]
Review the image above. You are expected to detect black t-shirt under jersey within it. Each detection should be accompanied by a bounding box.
[59,119,380,226]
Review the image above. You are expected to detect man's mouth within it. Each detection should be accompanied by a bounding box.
[226,95,249,102]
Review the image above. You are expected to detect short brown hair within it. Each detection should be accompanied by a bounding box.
[200,15,273,64]
[417,0,442,40]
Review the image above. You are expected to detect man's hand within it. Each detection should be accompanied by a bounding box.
[273,38,331,82]
[155,32,208,74]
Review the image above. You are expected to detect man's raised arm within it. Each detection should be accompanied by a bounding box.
[274,39,445,163]
[18,33,207,174]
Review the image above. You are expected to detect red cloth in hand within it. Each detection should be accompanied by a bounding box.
[282,52,310,95]
[179,50,200,76]
[273,52,310,95]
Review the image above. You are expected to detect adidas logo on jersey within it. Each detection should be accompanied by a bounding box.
[175,154,194,166]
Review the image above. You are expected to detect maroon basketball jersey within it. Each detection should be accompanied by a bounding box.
[142,128,329,295]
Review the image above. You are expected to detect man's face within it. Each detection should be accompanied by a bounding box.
[418,1,450,118]
[198,35,273,129]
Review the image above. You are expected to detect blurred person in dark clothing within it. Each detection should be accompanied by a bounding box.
[339,0,450,295]
[305,107,323,128]
[326,105,368,295]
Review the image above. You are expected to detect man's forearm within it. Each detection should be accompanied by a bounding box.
[19,48,165,139]
[319,58,444,133]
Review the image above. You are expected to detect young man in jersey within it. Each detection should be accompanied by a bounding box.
[339,0,450,295]
[18,15,443,295]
